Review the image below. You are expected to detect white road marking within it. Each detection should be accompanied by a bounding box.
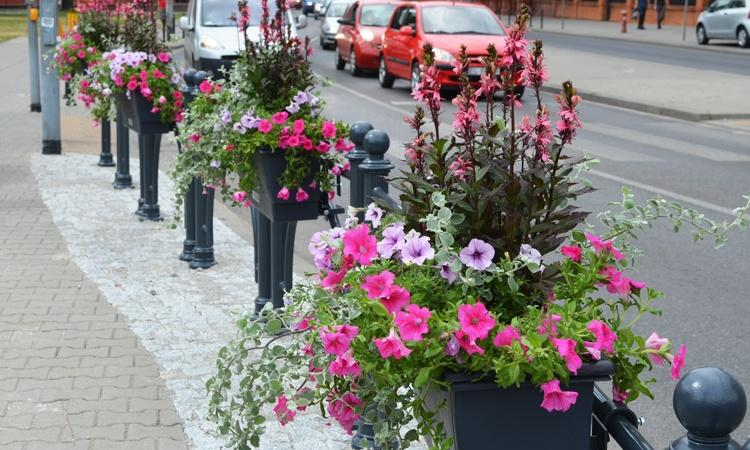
[391,101,417,106]
[570,138,661,162]
[589,169,736,216]
[588,122,750,162]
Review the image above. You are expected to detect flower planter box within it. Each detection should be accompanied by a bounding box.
[425,360,614,450]
[251,147,321,222]
[115,92,174,135]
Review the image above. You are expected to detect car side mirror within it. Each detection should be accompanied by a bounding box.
[399,25,415,36]
[297,14,308,29]
[338,18,355,25]
[178,16,193,31]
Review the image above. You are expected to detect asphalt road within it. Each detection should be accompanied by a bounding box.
[175,24,750,447]
[528,30,750,75]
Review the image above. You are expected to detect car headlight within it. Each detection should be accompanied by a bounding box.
[432,47,456,63]
[200,36,223,50]
[360,29,375,42]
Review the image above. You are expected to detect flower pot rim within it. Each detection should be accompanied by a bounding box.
[441,359,615,387]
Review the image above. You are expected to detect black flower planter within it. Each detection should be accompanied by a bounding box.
[251,147,321,222]
[115,92,174,134]
[425,360,614,450]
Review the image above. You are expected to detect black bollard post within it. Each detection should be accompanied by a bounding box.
[98,118,115,167]
[360,130,394,204]
[178,68,198,262]
[251,206,259,282]
[668,367,747,450]
[346,121,374,218]
[190,178,217,269]
[113,108,133,189]
[270,221,290,309]
[254,208,272,314]
[136,133,163,221]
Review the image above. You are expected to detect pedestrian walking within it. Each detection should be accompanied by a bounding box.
[636,0,648,28]
[655,0,668,29]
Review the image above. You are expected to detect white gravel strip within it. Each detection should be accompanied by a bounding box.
[31,153,354,450]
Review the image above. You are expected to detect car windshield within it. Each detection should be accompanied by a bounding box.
[359,4,396,26]
[421,6,505,35]
[201,0,278,27]
[327,2,350,16]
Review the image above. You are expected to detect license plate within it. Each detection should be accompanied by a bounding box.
[467,66,483,76]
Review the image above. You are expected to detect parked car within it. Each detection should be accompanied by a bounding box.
[696,0,750,47]
[302,0,322,16]
[320,0,354,49]
[287,0,302,9]
[378,1,522,97]
[335,0,400,75]
[179,0,307,75]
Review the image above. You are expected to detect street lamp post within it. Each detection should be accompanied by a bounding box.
[39,0,61,155]
[681,0,689,41]
[26,0,41,113]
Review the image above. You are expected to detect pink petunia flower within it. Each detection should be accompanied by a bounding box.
[670,344,687,380]
[612,385,629,403]
[293,119,305,134]
[537,314,562,336]
[273,395,296,425]
[455,330,484,355]
[493,325,522,348]
[552,338,582,375]
[373,331,412,359]
[540,379,579,412]
[360,271,396,299]
[322,121,337,139]
[295,188,310,202]
[458,302,496,340]
[327,392,363,434]
[231,191,247,203]
[277,187,290,200]
[459,239,495,271]
[328,351,361,378]
[394,304,431,341]
[561,245,582,262]
[586,320,617,354]
[320,325,358,356]
[199,80,213,95]
[272,111,289,124]
[586,233,625,261]
[342,224,377,266]
[380,286,411,314]
[157,52,171,63]
[645,332,670,366]
[258,119,273,134]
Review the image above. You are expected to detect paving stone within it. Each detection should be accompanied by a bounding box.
[92,438,157,450]
[66,398,129,414]
[0,426,61,445]
[70,423,126,440]
[98,410,159,426]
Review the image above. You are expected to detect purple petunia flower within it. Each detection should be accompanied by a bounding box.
[459,239,495,271]
[293,91,309,105]
[232,122,247,134]
[210,159,221,168]
[286,102,300,114]
[220,109,232,125]
[240,113,259,129]
[364,203,383,228]
[440,263,457,284]
[401,235,435,266]
[377,223,405,259]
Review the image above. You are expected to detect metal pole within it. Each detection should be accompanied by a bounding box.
[190,180,217,269]
[360,130,394,204]
[180,179,196,261]
[136,133,162,221]
[270,222,289,309]
[681,0,689,41]
[113,109,133,188]
[98,119,115,166]
[347,121,374,219]
[254,209,272,314]
[39,0,61,154]
[26,0,41,113]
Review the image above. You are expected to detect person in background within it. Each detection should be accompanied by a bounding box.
[655,0,668,29]
[637,0,648,29]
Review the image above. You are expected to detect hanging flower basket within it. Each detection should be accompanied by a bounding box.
[426,360,614,450]
[251,146,321,222]
[116,92,174,135]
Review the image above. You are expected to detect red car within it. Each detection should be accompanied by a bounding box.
[335,0,402,76]
[378,1,522,96]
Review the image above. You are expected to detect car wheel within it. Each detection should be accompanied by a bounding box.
[410,62,421,93]
[378,56,394,88]
[738,27,750,48]
[335,46,346,70]
[349,48,361,76]
[696,24,709,45]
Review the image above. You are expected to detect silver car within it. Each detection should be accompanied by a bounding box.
[696,0,750,48]
[179,0,307,75]
[320,0,353,50]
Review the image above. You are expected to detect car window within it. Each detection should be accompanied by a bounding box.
[188,0,196,24]
[729,0,745,7]
[390,6,415,29]
[327,2,350,17]
[709,0,731,11]
[360,4,397,26]
[342,3,357,22]
[201,0,278,26]
[421,5,505,35]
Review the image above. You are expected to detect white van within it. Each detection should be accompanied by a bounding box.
[178,0,308,75]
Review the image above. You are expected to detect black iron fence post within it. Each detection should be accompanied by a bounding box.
[346,121,374,217]
[113,108,133,189]
[98,118,115,167]
[668,367,747,450]
[359,130,394,204]
[178,69,198,262]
